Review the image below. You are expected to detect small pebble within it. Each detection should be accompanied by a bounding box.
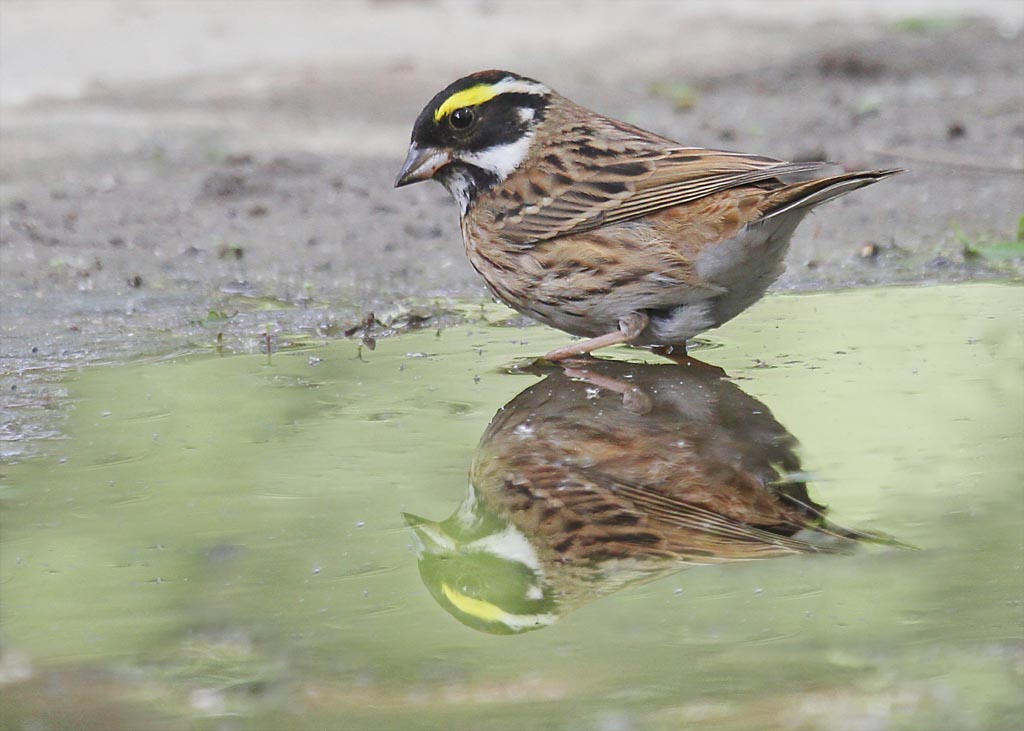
[860,242,880,259]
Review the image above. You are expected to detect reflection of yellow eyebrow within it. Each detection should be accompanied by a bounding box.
[434,84,499,122]
[441,582,505,622]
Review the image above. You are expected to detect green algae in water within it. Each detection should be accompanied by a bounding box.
[1,283,1021,730]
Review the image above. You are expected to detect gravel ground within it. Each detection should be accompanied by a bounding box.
[1,0,1022,454]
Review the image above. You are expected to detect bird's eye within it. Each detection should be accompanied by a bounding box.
[449,107,475,130]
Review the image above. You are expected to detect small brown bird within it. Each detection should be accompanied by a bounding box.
[396,70,901,360]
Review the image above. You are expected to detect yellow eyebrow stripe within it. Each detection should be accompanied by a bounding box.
[434,84,499,122]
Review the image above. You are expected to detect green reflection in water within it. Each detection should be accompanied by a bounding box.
[1,283,1021,731]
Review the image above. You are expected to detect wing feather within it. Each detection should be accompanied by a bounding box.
[479,101,832,247]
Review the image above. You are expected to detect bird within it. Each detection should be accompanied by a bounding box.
[404,360,902,634]
[395,69,902,361]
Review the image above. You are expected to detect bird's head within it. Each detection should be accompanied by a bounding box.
[395,70,551,213]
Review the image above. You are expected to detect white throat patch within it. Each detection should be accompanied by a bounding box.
[459,133,533,185]
[467,524,544,574]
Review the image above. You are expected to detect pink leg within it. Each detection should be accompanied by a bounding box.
[544,312,649,361]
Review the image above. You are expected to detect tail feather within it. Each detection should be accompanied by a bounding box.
[776,490,919,551]
[762,168,904,221]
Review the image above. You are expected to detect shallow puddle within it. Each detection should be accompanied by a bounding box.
[1,283,1022,730]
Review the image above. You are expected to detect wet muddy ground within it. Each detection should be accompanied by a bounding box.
[1,3,1022,453]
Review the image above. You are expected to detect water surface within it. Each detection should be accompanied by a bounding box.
[1,283,1021,730]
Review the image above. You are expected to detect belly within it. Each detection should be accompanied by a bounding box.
[462,212,799,344]
[465,227,696,339]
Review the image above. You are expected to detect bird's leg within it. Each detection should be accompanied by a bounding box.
[544,311,649,361]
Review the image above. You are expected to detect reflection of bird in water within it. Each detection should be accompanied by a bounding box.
[405,360,901,634]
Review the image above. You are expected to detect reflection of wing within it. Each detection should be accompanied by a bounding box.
[598,473,847,556]
[552,470,846,562]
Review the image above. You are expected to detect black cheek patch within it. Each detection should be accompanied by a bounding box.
[463,94,548,153]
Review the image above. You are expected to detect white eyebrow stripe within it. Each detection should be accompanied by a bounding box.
[490,77,550,96]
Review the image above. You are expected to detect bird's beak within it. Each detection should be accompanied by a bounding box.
[394,144,452,188]
[402,512,453,556]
